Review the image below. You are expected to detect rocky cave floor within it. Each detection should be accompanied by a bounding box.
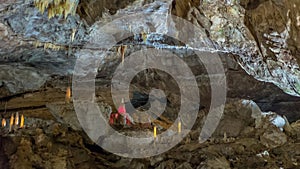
[0,116,300,169]
[0,98,300,169]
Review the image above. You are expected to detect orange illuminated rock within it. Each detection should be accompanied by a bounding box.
[154,126,157,139]
[15,112,19,125]
[65,86,71,103]
[20,114,24,128]
[1,118,6,127]
[9,113,14,132]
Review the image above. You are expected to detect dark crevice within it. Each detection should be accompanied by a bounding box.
[0,105,47,115]
[239,0,269,10]
[0,89,42,103]
[0,137,9,169]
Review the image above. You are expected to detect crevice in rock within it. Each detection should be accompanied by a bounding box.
[76,0,138,25]
[0,90,41,101]
[240,0,269,10]
[0,105,47,115]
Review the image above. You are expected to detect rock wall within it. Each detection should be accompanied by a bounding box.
[171,0,300,97]
[0,0,300,168]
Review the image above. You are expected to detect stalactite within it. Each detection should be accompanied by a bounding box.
[34,0,79,19]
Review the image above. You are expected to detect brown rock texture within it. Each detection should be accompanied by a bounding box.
[1,102,300,168]
[77,0,137,25]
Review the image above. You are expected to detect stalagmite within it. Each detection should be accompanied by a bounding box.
[1,118,6,127]
[20,114,24,128]
[71,28,76,42]
[223,132,227,142]
[154,126,157,139]
[2,102,7,128]
[141,32,147,43]
[66,86,71,103]
[118,45,127,66]
[9,113,14,132]
[15,112,19,126]
[178,120,181,133]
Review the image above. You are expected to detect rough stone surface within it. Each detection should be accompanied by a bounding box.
[260,127,288,148]
[171,0,300,97]
[0,0,300,169]
[211,99,262,138]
